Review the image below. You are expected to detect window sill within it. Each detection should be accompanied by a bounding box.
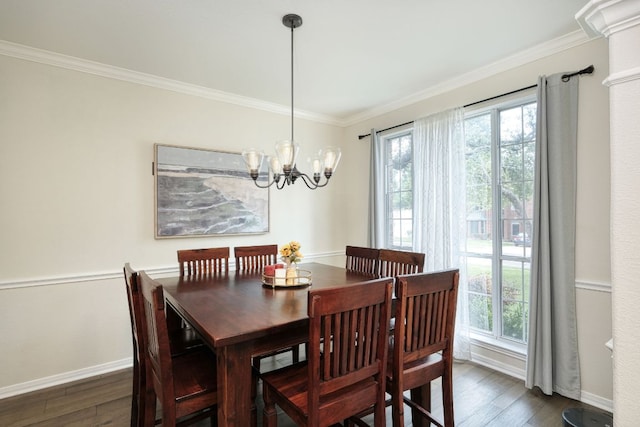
[470,332,527,360]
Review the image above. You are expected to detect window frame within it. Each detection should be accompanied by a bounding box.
[380,128,414,251]
[464,92,537,353]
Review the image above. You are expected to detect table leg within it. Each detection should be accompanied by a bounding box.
[217,343,254,427]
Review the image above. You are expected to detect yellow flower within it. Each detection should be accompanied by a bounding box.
[280,241,303,263]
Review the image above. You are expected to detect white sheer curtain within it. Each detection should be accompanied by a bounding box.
[413,108,470,360]
[526,73,581,399]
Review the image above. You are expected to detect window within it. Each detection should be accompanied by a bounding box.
[382,131,413,250]
[464,97,536,347]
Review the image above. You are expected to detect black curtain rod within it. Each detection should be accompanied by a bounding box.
[358,64,595,140]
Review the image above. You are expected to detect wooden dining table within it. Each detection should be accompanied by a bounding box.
[157,262,374,427]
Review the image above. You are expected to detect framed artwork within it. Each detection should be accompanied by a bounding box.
[154,144,269,238]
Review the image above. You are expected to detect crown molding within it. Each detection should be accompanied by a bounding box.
[0,30,594,130]
[576,0,640,38]
[0,39,341,127]
[342,30,591,126]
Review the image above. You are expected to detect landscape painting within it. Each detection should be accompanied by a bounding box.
[154,144,269,238]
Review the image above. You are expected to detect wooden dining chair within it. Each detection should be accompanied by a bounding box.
[178,247,229,276]
[123,263,145,427]
[234,244,278,273]
[378,248,425,278]
[261,277,394,427]
[123,264,209,426]
[174,247,229,338]
[234,244,300,369]
[345,245,380,277]
[388,269,459,427]
[138,271,218,427]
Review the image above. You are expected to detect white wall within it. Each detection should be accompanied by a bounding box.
[0,53,347,395]
[344,38,613,409]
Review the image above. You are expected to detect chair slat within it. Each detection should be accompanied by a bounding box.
[178,247,229,276]
[378,249,425,278]
[345,245,380,277]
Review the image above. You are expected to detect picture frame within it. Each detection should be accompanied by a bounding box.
[154,144,269,238]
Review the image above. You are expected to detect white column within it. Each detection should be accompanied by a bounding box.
[577,0,640,424]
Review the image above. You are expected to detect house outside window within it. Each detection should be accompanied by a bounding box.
[464,96,536,348]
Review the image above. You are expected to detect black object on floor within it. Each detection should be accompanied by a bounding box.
[562,407,613,427]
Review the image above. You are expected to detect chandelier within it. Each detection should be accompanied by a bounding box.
[241,14,341,190]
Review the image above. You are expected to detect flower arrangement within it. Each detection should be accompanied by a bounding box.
[280,240,303,265]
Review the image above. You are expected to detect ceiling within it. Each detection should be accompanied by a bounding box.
[0,0,590,124]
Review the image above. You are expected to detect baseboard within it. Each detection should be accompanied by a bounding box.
[470,352,613,414]
[470,352,526,381]
[1,353,614,415]
[580,390,614,413]
[0,358,132,400]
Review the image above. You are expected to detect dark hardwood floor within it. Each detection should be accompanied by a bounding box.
[0,355,610,427]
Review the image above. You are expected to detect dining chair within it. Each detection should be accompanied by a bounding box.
[234,244,278,273]
[388,269,459,427]
[345,245,380,277]
[174,247,229,339]
[123,264,209,427]
[234,244,301,369]
[123,263,145,427]
[138,270,218,426]
[178,246,229,276]
[378,248,425,278]
[261,277,394,427]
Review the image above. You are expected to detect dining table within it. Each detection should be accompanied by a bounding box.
[157,262,375,427]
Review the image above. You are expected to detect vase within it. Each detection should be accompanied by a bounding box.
[285,260,297,285]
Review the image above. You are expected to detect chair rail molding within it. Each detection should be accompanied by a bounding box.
[0,251,343,290]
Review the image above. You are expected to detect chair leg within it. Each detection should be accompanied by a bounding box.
[130,358,140,427]
[142,386,156,427]
[292,344,300,363]
[442,371,454,427]
[391,382,404,427]
[262,386,278,427]
[410,383,431,427]
[373,400,386,427]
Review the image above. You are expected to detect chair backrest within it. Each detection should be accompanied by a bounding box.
[394,269,459,367]
[345,245,380,277]
[123,263,146,371]
[138,271,176,411]
[307,277,393,423]
[234,244,278,273]
[177,247,229,276]
[378,249,425,278]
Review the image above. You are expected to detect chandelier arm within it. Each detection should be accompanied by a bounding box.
[251,178,277,189]
[297,172,333,190]
[276,176,288,190]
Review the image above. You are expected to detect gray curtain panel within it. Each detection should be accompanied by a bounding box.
[368,129,385,248]
[526,73,581,399]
